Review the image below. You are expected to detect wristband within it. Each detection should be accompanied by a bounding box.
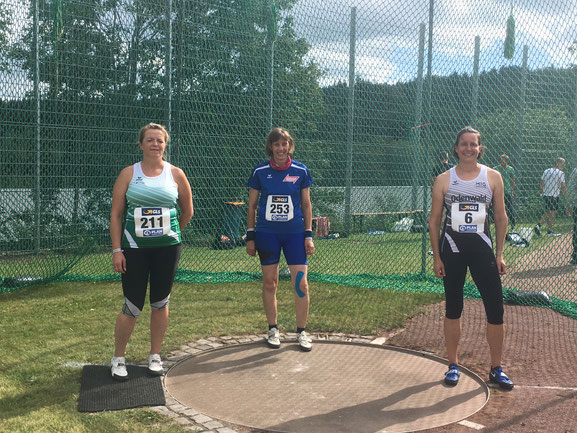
[246,230,256,241]
[304,230,313,239]
[112,248,123,254]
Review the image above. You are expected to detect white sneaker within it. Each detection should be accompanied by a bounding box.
[147,354,164,376]
[111,356,128,381]
[266,328,281,349]
[297,331,312,352]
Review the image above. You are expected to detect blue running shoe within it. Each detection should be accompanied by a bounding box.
[444,363,460,386]
[489,366,514,390]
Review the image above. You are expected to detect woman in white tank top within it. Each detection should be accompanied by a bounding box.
[109,123,193,381]
[429,126,514,390]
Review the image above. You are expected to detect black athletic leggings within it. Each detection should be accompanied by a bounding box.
[121,243,182,317]
[441,248,504,325]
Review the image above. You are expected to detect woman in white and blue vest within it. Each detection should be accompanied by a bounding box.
[109,123,193,381]
[429,126,514,390]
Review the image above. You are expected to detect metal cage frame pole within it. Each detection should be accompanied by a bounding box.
[267,0,278,130]
[268,33,275,130]
[34,0,41,254]
[518,45,528,199]
[344,6,356,236]
[415,24,426,273]
[472,36,480,126]
[165,0,173,161]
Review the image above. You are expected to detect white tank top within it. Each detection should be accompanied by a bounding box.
[442,165,493,253]
[122,162,181,248]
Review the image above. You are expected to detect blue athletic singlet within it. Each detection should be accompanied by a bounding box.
[441,165,493,253]
[121,162,181,248]
[247,160,313,233]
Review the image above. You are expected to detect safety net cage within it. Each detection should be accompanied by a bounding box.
[1,0,577,319]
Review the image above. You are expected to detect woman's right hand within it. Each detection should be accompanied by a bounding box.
[246,240,256,256]
[113,251,126,273]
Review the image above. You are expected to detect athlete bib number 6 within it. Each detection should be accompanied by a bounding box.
[265,195,294,222]
[451,202,486,233]
[134,207,170,237]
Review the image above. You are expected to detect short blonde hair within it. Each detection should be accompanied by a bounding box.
[265,128,295,157]
[139,123,170,145]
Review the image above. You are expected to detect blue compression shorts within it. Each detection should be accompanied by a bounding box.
[255,231,307,266]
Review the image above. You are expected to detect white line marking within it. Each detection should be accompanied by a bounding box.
[60,362,88,368]
[458,420,485,430]
[515,385,577,391]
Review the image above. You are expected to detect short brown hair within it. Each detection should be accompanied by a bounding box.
[265,128,295,157]
[453,126,484,159]
[139,123,170,145]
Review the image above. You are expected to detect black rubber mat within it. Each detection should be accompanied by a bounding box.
[78,365,165,412]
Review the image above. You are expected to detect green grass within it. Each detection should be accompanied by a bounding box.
[2,218,573,287]
[0,280,441,433]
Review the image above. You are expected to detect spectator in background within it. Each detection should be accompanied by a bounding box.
[535,157,567,237]
[493,154,516,234]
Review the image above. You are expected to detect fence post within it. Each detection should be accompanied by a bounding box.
[165,0,173,160]
[425,0,434,124]
[344,6,356,237]
[415,24,427,273]
[33,0,41,254]
[472,36,480,126]
[174,0,185,167]
[267,0,278,130]
[573,65,577,168]
[518,45,528,199]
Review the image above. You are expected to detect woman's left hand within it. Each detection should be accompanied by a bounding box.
[305,238,315,255]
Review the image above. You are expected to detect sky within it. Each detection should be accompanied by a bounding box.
[291,0,577,85]
[3,0,577,99]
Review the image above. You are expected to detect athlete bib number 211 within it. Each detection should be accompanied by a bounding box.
[134,207,170,237]
[451,202,485,233]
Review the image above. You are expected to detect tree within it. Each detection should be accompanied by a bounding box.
[0,1,11,71]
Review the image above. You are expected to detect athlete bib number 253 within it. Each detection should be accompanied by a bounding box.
[451,202,486,233]
[265,195,294,222]
[134,207,170,237]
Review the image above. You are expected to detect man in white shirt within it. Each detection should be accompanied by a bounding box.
[535,157,567,236]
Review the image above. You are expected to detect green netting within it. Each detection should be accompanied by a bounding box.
[1,0,577,319]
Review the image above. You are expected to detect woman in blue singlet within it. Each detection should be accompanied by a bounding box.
[109,123,193,381]
[429,126,514,390]
[246,128,315,352]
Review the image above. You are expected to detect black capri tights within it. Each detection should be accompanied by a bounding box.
[121,244,182,318]
[441,249,504,325]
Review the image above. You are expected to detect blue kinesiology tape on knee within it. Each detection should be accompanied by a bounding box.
[295,271,306,298]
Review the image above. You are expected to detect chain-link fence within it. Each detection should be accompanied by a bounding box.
[1,0,577,318]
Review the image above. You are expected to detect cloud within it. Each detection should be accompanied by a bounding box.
[292,0,577,84]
